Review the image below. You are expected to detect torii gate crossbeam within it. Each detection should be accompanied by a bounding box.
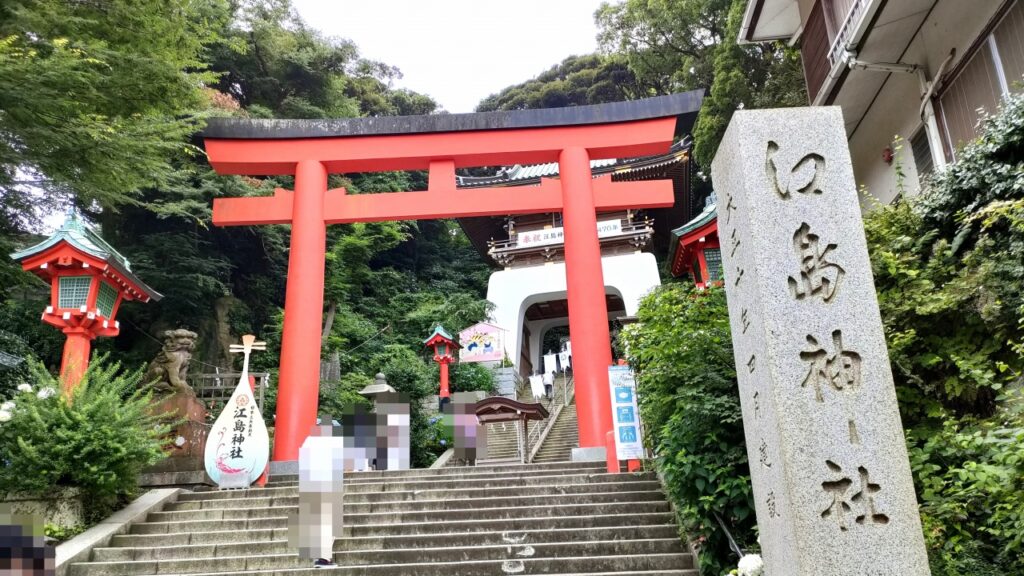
[203,91,703,462]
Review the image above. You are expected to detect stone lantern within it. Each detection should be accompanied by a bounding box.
[9,212,161,392]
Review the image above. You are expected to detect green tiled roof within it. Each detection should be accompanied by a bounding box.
[9,211,161,300]
[423,324,455,344]
[666,202,717,275]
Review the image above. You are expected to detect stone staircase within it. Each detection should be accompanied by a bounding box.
[533,403,579,463]
[479,420,522,461]
[69,461,696,576]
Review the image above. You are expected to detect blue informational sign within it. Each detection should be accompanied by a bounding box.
[616,406,635,423]
[608,365,644,460]
[613,386,634,403]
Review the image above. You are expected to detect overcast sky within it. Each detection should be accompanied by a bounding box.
[291,0,609,113]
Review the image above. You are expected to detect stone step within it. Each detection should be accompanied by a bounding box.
[148,490,664,521]
[164,481,663,511]
[95,525,681,561]
[185,471,654,501]
[111,512,675,548]
[261,461,602,484]
[73,539,691,576]
[85,553,696,576]
[257,464,607,489]
[131,501,671,535]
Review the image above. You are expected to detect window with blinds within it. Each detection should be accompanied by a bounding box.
[940,1,1024,156]
[59,276,92,309]
[911,126,934,181]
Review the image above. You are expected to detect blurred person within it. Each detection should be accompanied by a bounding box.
[289,419,344,568]
[0,507,53,576]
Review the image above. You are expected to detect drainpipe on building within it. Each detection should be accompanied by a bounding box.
[918,49,956,171]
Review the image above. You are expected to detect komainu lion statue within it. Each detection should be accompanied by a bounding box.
[144,329,199,394]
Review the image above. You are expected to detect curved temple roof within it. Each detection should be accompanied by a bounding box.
[202,91,704,141]
[10,212,162,301]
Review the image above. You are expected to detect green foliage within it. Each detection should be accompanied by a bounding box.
[44,522,86,543]
[908,391,1024,574]
[477,54,648,112]
[691,0,805,167]
[858,93,1024,574]
[596,0,804,168]
[318,372,372,419]
[0,357,171,520]
[447,363,496,395]
[864,95,1024,422]
[0,0,229,208]
[620,285,753,575]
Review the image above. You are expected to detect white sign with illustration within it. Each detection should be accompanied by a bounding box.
[204,334,270,488]
[459,322,505,363]
[608,365,644,460]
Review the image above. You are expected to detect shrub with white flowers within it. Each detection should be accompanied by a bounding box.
[737,554,764,576]
[0,356,171,521]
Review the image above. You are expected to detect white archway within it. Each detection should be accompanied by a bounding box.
[485,252,661,375]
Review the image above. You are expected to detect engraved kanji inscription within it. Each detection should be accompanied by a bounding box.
[766,141,826,199]
[800,330,862,403]
[753,390,760,419]
[730,228,741,257]
[758,438,772,468]
[788,223,845,302]
[820,460,889,531]
[724,190,737,225]
[734,266,744,286]
[766,490,780,519]
[741,308,750,333]
[747,354,756,373]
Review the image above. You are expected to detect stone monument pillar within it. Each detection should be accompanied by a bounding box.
[711,107,930,575]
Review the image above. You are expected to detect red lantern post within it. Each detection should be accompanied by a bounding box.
[9,212,161,393]
[424,325,460,406]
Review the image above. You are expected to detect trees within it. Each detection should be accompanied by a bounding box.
[476,54,647,112]
[0,0,229,209]
[596,0,804,167]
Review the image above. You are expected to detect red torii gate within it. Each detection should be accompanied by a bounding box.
[203,92,703,461]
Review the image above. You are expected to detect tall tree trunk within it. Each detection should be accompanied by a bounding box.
[321,300,337,349]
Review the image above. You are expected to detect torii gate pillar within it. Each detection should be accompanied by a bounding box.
[275,160,328,460]
[560,147,613,448]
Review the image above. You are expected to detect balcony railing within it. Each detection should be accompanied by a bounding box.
[827,0,869,70]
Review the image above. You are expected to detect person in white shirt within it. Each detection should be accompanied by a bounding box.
[290,419,344,568]
[542,371,554,400]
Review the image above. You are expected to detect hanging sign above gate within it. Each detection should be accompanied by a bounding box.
[204,335,270,488]
[517,220,623,249]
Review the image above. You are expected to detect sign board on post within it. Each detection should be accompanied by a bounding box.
[459,322,505,363]
[608,365,643,460]
[205,335,270,488]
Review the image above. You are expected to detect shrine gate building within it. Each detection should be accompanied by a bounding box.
[202,92,703,462]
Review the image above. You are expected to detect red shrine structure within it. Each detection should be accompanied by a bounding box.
[10,212,161,392]
[667,200,721,287]
[202,91,703,462]
[424,325,459,403]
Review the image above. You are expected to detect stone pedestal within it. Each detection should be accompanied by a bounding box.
[150,391,210,467]
[711,107,929,575]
